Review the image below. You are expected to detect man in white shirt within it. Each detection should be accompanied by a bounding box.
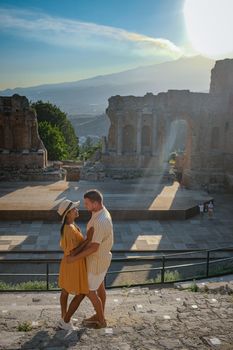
[67,189,113,328]
[199,203,204,218]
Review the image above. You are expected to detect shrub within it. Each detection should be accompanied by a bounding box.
[154,270,181,283]
[18,321,32,332]
[189,280,199,292]
[0,280,56,290]
[79,137,102,161]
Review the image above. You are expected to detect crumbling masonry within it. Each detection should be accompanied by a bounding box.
[0,94,47,169]
[103,59,233,190]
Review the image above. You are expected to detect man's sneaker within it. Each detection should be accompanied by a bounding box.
[58,319,77,331]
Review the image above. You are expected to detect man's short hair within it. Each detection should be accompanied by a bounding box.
[84,189,103,203]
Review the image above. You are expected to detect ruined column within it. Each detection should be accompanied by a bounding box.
[117,115,122,155]
[152,113,157,156]
[136,113,142,155]
[4,118,13,149]
[0,94,47,169]
[0,122,4,149]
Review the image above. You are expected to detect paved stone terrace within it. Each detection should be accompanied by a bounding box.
[0,192,232,255]
[0,287,233,349]
[0,217,232,256]
[0,179,211,210]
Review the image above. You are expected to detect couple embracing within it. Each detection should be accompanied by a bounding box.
[57,189,113,330]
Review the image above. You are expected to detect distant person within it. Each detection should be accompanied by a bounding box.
[57,199,93,331]
[67,189,114,329]
[208,200,214,219]
[199,203,204,218]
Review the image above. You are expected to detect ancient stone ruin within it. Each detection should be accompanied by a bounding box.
[102,59,233,191]
[0,94,47,170]
[0,95,81,181]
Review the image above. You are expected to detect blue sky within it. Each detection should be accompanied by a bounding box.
[0,0,232,89]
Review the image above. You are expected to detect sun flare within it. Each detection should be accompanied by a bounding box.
[184,0,233,58]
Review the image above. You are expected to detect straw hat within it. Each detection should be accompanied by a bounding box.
[57,199,80,223]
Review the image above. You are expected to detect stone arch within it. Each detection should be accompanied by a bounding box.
[161,114,195,184]
[122,124,136,153]
[164,119,189,157]
[141,125,152,153]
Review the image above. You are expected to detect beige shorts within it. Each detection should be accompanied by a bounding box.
[88,270,107,291]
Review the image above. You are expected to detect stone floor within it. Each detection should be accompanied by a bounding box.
[0,182,232,348]
[0,192,232,255]
[0,286,232,349]
[0,192,232,288]
[0,216,232,255]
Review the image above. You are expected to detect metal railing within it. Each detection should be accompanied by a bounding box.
[0,247,232,292]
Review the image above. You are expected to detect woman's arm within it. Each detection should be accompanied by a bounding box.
[69,227,94,256]
[66,242,99,263]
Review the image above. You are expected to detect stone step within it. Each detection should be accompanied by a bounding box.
[0,286,233,349]
[0,180,212,221]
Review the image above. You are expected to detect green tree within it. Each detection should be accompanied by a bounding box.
[38,121,68,160]
[79,137,102,161]
[32,101,78,158]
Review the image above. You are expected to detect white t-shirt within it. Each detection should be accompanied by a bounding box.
[199,204,204,213]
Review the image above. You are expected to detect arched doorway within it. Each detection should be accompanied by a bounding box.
[122,125,136,153]
[141,125,152,153]
[163,119,191,184]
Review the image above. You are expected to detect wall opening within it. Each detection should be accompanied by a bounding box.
[122,125,136,153]
[164,119,189,184]
[141,125,152,153]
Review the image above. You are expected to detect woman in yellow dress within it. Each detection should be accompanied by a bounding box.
[57,199,93,331]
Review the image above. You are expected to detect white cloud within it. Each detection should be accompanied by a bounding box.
[0,7,183,58]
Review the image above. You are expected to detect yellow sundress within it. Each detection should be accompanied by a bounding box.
[58,224,89,295]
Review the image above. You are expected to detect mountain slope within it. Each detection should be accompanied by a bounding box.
[0,56,215,115]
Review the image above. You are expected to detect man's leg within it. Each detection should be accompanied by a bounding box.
[87,290,105,325]
[97,281,106,312]
[60,289,68,319]
[64,294,85,323]
[84,281,106,322]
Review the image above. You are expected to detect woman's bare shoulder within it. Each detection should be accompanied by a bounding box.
[71,224,83,233]
[64,224,77,233]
